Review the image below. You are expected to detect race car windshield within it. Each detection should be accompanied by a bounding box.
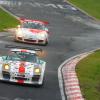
[5,51,37,62]
[22,22,46,30]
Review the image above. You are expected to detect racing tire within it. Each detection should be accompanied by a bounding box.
[2,71,10,79]
[42,40,48,46]
[14,38,17,42]
[34,78,45,88]
[13,36,18,42]
[39,79,44,87]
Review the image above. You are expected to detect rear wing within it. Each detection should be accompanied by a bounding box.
[5,44,41,51]
[19,18,49,25]
[5,45,46,57]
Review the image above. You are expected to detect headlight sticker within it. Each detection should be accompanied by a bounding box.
[3,64,10,70]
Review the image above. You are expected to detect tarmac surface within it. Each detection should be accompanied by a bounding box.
[0,0,100,100]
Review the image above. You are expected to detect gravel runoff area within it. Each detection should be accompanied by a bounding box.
[59,52,93,100]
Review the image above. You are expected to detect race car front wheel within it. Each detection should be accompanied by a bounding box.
[43,40,48,46]
[34,78,44,87]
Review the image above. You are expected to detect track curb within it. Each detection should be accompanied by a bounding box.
[62,53,89,100]
[58,49,100,100]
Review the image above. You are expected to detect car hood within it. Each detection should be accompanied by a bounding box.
[3,60,39,74]
[20,28,46,34]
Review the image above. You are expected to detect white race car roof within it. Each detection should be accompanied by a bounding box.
[19,18,49,25]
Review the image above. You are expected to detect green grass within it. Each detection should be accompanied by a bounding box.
[76,50,100,100]
[68,0,100,19]
[0,8,20,31]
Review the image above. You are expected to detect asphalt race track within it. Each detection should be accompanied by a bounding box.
[0,0,100,100]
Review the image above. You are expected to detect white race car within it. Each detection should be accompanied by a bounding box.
[14,18,49,45]
[0,48,46,86]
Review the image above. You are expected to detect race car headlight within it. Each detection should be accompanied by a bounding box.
[4,64,10,70]
[34,68,41,74]
[16,30,23,37]
[38,33,46,39]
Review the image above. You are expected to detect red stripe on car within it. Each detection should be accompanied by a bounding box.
[17,80,24,84]
[29,29,45,34]
[19,62,25,74]
[21,49,27,52]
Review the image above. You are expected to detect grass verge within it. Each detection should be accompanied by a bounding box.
[68,0,100,20]
[76,50,100,100]
[0,7,20,31]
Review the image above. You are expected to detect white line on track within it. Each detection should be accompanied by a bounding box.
[58,63,66,100]
[0,40,15,45]
[0,5,19,20]
[14,98,32,100]
[0,96,9,100]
